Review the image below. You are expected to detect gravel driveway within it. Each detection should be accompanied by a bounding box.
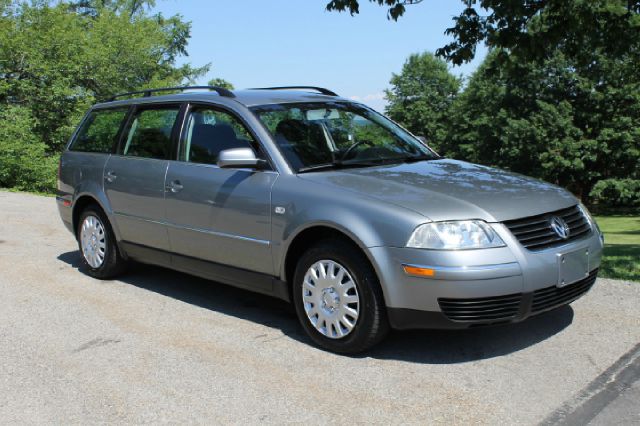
[1,190,638,424]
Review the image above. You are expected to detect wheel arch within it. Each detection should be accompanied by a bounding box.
[281,223,387,305]
[71,191,121,241]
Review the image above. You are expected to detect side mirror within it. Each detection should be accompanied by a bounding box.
[217,148,267,169]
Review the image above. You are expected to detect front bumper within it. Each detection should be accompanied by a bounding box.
[371,223,604,330]
[388,269,598,329]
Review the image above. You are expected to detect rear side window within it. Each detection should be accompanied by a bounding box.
[121,107,179,159]
[70,109,128,153]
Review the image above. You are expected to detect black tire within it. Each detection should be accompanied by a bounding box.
[292,239,389,354]
[76,205,126,279]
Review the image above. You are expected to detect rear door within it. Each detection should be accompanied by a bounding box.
[104,104,182,252]
[164,104,277,275]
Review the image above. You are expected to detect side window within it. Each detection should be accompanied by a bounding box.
[121,107,179,159]
[70,109,128,153]
[180,107,257,165]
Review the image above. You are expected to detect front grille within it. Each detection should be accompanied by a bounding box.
[531,269,598,315]
[438,293,522,322]
[503,205,592,251]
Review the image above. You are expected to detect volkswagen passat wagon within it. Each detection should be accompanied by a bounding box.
[57,86,604,353]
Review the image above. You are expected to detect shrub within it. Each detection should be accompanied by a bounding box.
[589,179,640,207]
[0,106,58,193]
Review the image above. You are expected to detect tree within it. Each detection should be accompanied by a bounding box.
[326,1,640,65]
[207,78,234,90]
[0,1,208,192]
[1,1,208,150]
[384,52,460,152]
[0,106,57,193]
[68,0,156,18]
[328,0,640,205]
[326,0,424,20]
[443,49,640,201]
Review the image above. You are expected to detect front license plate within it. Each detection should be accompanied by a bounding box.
[557,248,590,288]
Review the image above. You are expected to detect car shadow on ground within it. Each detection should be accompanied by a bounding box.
[58,250,574,364]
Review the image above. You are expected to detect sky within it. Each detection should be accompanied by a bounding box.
[153,0,488,112]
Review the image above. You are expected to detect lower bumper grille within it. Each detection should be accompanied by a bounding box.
[438,269,598,324]
[531,269,598,315]
[438,293,522,322]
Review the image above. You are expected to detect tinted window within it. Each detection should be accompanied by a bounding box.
[70,109,127,153]
[122,107,179,159]
[180,107,256,165]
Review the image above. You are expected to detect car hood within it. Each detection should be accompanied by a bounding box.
[297,159,577,222]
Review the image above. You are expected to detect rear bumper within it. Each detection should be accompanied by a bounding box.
[389,269,598,329]
[56,195,74,234]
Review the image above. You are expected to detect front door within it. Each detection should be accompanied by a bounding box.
[104,104,181,251]
[164,104,277,275]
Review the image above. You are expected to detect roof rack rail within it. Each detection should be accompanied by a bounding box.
[248,86,339,97]
[107,86,235,102]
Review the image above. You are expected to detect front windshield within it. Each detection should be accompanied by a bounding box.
[251,102,437,172]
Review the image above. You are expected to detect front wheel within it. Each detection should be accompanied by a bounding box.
[292,240,389,353]
[77,206,126,279]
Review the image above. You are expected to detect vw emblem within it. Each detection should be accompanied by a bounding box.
[550,216,570,239]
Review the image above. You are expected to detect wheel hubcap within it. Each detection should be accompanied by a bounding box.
[80,215,106,269]
[302,260,360,339]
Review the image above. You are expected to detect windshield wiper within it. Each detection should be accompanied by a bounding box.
[297,159,382,174]
[399,154,440,163]
[297,154,440,173]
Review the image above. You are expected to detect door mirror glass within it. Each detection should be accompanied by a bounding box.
[217,148,266,169]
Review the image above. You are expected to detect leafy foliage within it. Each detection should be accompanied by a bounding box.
[0,106,58,192]
[328,0,639,205]
[325,1,640,65]
[590,180,640,207]
[0,0,207,192]
[439,0,640,66]
[441,48,640,201]
[326,0,423,20]
[207,78,234,90]
[384,52,461,152]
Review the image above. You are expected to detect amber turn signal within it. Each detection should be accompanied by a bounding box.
[402,265,435,277]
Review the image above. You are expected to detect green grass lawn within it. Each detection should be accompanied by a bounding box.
[594,215,640,281]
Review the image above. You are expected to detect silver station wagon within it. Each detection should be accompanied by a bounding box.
[57,86,605,353]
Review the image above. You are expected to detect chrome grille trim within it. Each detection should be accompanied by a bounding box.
[503,205,592,251]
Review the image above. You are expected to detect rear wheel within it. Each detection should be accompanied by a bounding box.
[77,206,126,279]
[292,240,389,353]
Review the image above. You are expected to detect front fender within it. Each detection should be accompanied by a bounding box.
[277,219,377,279]
[270,175,426,285]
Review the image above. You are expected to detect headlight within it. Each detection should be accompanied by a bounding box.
[406,220,506,250]
[578,203,603,241]
[578,203,595,227]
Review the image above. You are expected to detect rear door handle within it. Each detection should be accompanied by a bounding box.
[166,180,183,193]
[105,171,117,183]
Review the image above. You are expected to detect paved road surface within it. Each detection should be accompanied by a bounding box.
[1,191,639,424]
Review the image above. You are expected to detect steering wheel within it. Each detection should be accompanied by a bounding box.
[340,139,376,160]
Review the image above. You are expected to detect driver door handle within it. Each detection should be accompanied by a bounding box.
[166,180,183,193]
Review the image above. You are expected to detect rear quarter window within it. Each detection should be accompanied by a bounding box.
[70,109,128,153]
